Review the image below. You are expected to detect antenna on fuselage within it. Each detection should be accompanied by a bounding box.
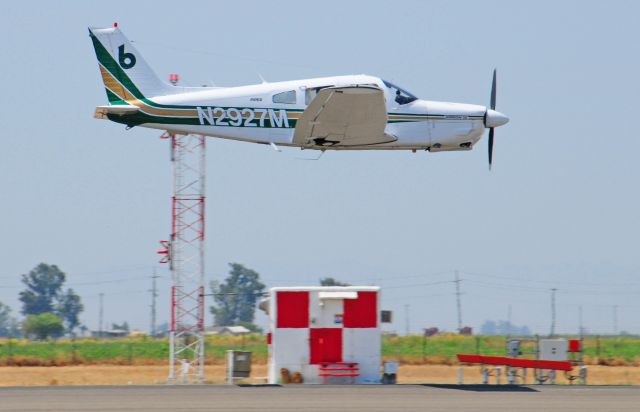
[256,72,268,84]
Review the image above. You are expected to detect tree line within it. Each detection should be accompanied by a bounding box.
[1,261,351,339]
[0,263,83,339]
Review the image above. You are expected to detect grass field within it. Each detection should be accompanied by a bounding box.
[0,334,639,367]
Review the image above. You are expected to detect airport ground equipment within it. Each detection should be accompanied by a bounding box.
[260,286,381,384]
[382,361,399,384]
[457,336,586,385]
[226,351,252,384]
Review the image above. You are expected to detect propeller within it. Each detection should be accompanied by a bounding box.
[488,69,497,169]
[484,69,509,169]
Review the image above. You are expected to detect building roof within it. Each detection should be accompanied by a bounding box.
[269,286,380,292]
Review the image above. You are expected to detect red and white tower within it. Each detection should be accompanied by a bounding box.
[160,132,206,383]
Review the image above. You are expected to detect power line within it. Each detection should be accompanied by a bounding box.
[0,264,156,281]
[0,274,162,289]
[383,280,453,290]
[383,293,450,302]
[459,270,640,288]
[464,278,640,296]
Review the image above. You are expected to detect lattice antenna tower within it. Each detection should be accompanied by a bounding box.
[159,130,206,383]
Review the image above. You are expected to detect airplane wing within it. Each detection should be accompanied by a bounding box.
[94,105,139,120]
[293,86,396,147]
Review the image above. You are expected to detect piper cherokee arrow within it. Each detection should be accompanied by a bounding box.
[89,25,509,166]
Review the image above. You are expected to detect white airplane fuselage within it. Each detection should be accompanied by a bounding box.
[138,74,487,152]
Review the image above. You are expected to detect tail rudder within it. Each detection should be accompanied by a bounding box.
[89,25,173,103]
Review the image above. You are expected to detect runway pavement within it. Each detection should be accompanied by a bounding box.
[0,384,638,411]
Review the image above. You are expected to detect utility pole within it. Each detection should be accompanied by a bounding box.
[99,292,104,337]
[150,268,160,337]
[454,271,463,333]
[404,304,410,336]
[507,304,512,335]
[613,305,618,335]
[550,288,557,337]
[578,305,584,337]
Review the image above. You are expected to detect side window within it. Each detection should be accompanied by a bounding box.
[305,85,334,105]
[272,90,296,104]
[305,88,316,105]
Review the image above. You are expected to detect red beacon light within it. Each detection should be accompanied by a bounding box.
[169,74,179,86]
[113,22,118,28]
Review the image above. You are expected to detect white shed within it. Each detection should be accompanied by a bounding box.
[261,286,381,384]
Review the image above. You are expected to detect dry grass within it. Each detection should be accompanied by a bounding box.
[398,364,640,385]
[0,364,638,386]
[0,365,268,386]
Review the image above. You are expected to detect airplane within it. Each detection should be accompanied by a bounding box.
[89,24,509,167]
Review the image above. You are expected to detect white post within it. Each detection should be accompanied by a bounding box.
[458,367,463,385]
[549,369,556,385]
[482,368,489,384]
[495,367,501,384]
[579,366,587,385]
[168,332,175,381]
[227,350,234,385]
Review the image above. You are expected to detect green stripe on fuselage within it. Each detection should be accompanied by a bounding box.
[108,111,300,128]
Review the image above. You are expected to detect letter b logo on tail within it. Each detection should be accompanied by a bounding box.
[118,44,136,69]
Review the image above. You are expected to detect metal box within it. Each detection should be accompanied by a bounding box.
[507,339,522,358]
[228,351,252,378]
[539,339,567,361]
[383,361,399,374]
[382,361,398,384]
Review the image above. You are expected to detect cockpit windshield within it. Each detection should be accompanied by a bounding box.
[383,80,418,105]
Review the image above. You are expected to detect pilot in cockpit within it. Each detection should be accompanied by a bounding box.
[395,89,414,105]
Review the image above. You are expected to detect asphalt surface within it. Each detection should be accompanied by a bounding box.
[0,384,638,411]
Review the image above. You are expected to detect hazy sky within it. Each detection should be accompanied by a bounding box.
[1,1,639,335]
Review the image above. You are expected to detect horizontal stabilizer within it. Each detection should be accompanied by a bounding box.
[94,105,139,119]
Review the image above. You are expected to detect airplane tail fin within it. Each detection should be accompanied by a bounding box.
[89,25,175,103]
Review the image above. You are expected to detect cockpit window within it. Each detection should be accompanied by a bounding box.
[383,80,418,105]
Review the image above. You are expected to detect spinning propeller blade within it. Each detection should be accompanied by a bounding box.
[485,69,502,169]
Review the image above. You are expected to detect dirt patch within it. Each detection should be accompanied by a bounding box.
[398,364,640,385]
[0,364,638,386]
[0,365,268,386]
